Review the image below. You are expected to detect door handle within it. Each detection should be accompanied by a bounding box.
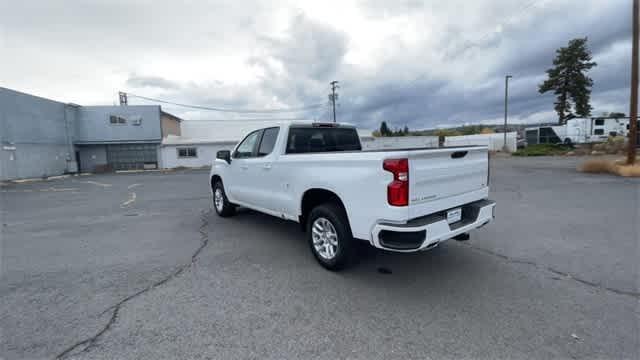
[451,151,468,159]
[263,164,272,170]
[240,165,249,170]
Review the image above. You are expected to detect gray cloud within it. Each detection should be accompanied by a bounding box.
[0,0,633,130]
[126,74,180,90]
[269,14,348,81]
[335,0,634,129]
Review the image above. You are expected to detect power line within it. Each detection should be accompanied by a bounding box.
[125,92,324,113]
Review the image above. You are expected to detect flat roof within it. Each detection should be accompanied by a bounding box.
[161,110,184,122]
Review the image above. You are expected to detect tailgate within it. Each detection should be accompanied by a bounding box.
[408,146,488,216]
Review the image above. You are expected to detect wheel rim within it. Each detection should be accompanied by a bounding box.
[214,188,224,212]
[311,217,339,260]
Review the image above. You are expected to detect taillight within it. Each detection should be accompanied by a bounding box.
[383,158,409,206]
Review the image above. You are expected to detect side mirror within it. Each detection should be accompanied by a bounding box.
[216,150,231,164]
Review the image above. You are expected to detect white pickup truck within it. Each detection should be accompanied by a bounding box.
[210,121,495,270]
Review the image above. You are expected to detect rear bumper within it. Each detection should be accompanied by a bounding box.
[370,199,496,252]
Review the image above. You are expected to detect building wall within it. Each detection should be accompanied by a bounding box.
[0,87,76,180]
[160,142,236,169]
[77,145,107,172]
[361,136,439,150]
[444,132,517,152]
[361,133,517,152]
[75,105,162,144]
[161,114,181,137]
[1,144,70,180]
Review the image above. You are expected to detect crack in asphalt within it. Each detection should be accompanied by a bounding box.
[55,208,212,359]
[466,245,640,299]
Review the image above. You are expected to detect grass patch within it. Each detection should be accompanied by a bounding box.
[512,144,572,156]
[579,159,640,177]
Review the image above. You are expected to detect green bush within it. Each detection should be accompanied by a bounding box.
[512,144,572,156]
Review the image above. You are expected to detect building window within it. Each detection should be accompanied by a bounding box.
[177,147,197,158]
[594,119,605,126]
[594,129,604,135]
[109,115,127,124]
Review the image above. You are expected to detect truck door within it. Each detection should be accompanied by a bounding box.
[248,127,284,214]
[228,129,263,204]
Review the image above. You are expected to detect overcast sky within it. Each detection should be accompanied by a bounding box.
[0,0,634,130]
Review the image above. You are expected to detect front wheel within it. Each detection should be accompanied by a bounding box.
[213,181,236,217]
[307,203,354,271]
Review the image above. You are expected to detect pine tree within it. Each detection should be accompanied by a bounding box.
[539,37,597,124]
[379,121,391,136]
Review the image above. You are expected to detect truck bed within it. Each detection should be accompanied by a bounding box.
[280,145,486,154]
[362,145,486,152]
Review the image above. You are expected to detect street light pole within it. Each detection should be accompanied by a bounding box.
[503,75,512,152]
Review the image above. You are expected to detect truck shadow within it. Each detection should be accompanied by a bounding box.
[213,208,489,289]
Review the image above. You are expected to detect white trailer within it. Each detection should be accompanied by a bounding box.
[525,117,630,145]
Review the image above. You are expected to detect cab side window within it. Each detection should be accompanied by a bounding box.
[257,127,279,156]
[234,130,262,158]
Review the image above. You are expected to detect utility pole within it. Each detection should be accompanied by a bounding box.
[503,75,512,152]
[627,0,639,164]
[329,81,339,123]
[119,91,128,106]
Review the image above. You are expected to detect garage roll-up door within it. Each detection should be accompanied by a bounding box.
[106,144,158,170]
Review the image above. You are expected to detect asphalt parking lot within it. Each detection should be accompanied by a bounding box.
[1,157,638,360]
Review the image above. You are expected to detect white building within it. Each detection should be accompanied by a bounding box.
[160,136,237,168]
[159,120,286,168]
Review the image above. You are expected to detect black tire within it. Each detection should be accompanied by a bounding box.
[564,138,573,146]
[213,180,236,217]
[306,203,355,271]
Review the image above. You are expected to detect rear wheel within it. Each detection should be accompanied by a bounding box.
[307,203,354,270]
[564,138,573,146]
[213,181,236,217]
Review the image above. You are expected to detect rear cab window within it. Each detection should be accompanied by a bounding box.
[286,126,361,154]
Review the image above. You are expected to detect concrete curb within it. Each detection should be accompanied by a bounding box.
[4,173,93,185]
[115,169,172,174]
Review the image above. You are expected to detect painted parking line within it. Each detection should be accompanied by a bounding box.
[1,187,78,193]
[42,187,78,192]
[120,192,137,208]
[82,180,112,187]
